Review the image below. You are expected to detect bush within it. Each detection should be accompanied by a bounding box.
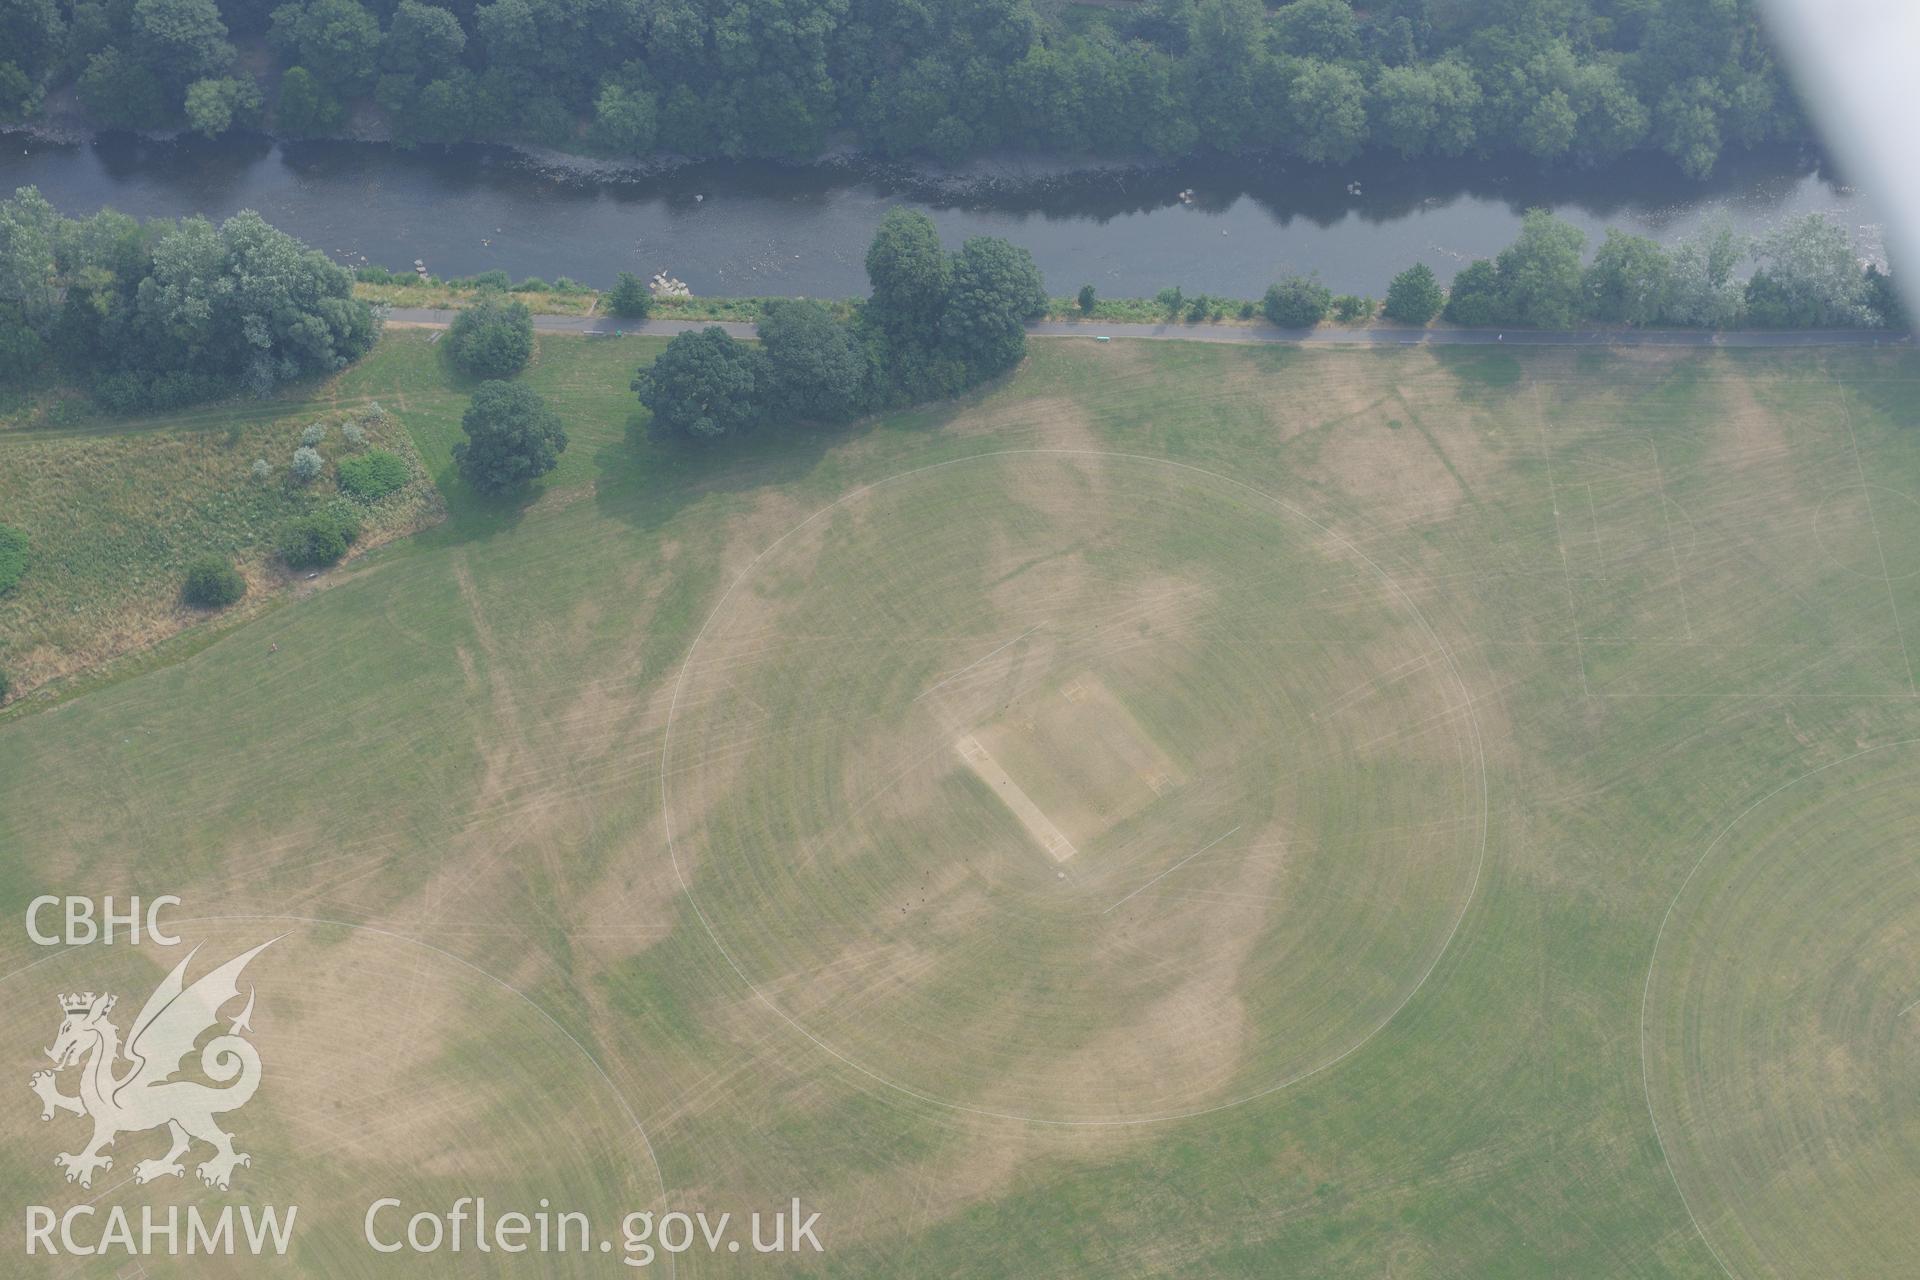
[1384,263,1445,325]
[446,296,535,378]
[608,272,653,319]
[290,446,325,484]
[251,458,272,482]
[182,554,246,608]
[276,504,362,568]
[1332,294,1374,323]
[337,449,410,501]
[470,269,511,291]
[341,422,367,448]
[0,523,27,594]
[1263,276,1332,328]
[300,422,326,447]
[511,277,550,292]
[1077,284,1097,314]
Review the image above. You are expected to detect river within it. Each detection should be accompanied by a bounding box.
[0,132,1883,300]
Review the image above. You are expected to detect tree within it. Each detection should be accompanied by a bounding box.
[454,380,567,492]
[1077,284,1096,314]
[268,0,379,95]
[1444,260,1501,325]
[275,65,343,135]
[1263,276,1332,328]
[632,327,766,441]
[1744,214,1871,328]
[1582,230,1671,326]
[1665,215,1746,328]
[131,0,235,87]
[590,81,658,155]
[184,76,261,136]
[941,235,1048,377]
[1286,59,1368,165]
[758,299,867,424]
[381,0,464,81]
[77,50,170,129]
[1384,263,1444,324]
[607,271,652,319]
[1494,209,1585,329]
[182,554,246,607]
[445,295,533,378]
[864,208,951,345]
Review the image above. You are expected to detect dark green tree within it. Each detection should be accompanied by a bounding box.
[1384,263,1444,324]
[941,236,1048,377]
[268,0,380,95]
[1076,284,1096,314]
[606,271,652,319]
[758,299,868,424]
[864,208,951,345]
[1263,276,1332,328]
[1494,209,1586,329]
[1443,259,1502,326]
[454,380,567,492]
[632,327,766,441]
[1582,230,1672,326]
[275,65,343,135]
[445,295,533,378]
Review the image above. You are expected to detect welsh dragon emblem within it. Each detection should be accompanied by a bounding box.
[29,940,275,1190]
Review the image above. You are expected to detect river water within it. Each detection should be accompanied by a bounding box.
[0,132,1882,300]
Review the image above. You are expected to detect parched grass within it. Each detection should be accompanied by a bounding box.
[3,337,1920,1275]
[354,280,602,316]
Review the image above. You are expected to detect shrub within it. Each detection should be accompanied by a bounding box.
[341,422,367,448]
[290,446,324,484]
[251,458,272,482]
[1384,263,1445,324]
[446,296,535,378]
[276,504,362,568]
[182,554,246,608]
[1077,284,1096,314]
[0,523,27,594]
[511,277,550,292]
[1332,294,1374,323]
[1262,276,1332,328]
[1155,286,1184,317]
[337,449,410,501]
[470,269,511,291]
[356,265,397,284]
[300,422,326,447]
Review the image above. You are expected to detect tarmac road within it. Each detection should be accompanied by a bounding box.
[383,308,1912,349]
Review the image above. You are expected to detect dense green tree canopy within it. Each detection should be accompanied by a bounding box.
[633,327,767,441]
[758,299,869,424]
[13,0,1816,177]
[454,380,568,492]
[1383,263,1444,324]
[445,295,534,378]
[940,237,1048,378]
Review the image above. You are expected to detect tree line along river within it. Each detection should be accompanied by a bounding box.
[0,132,1879,301]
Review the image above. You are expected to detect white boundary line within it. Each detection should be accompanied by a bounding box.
[1638,738,1920,1279]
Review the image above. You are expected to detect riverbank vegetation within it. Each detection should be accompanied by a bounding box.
[3,0,1804,179]
[635,210,1047,441]
[0,186,380,410]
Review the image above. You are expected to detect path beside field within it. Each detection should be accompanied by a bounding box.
[385,307,1913,349]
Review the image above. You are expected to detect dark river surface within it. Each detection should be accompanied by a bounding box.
[0,131,1883,299]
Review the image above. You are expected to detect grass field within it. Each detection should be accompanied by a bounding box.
[3,332,1920,1275]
